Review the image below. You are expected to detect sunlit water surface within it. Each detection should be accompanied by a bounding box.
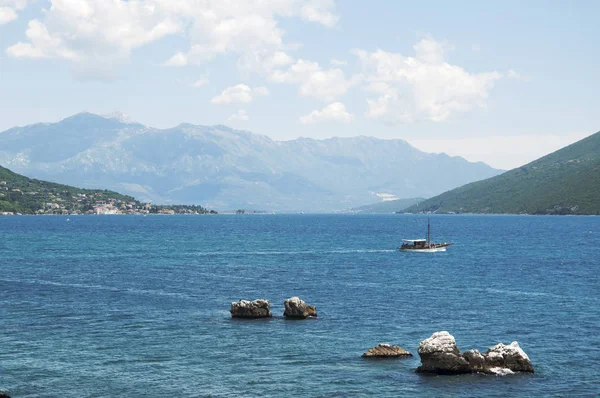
[1,214,599,397]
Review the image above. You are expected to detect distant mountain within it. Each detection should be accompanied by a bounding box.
[0,112,502,212]
[405,131,600,215]
[348,197,425,213]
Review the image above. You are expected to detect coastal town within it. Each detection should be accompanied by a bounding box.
[0,176,216,216]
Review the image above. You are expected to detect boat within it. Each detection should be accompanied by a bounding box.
[399,217,452,252]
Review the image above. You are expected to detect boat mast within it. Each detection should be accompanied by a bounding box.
[427,217,431,246]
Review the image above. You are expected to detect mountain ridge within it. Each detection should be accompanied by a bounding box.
[0,112,503,212]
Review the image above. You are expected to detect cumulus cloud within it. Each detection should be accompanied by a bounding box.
[7,0,340,78]
[210,84,269,104]
[270,59,357,102]
[7,0,181,76]
[0,0,29,24]
[191,77,209,88]
[300,0,338,28]
[299,102,354,124]
[354,38,502,123]
[228,109,249,121]
[163,52,188,67]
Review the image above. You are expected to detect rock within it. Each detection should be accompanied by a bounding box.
[416,331,471,374]
[283,296,317,319]
[362,343,412,358]
[0,392,11,398]
[483,342,534,373]
[230,299,272,318]
[416,331,534,375]
[463,349,486,372]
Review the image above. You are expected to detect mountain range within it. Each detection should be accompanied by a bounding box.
[0,112,502,212]
[406,131,600,215]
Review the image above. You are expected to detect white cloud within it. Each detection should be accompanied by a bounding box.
[299,102,354,124]
[354,38,502,123]
[157,0,339,71]
[270,59,357,102]
[408,132,591,170]
[191,77,208,88]
[210,84,269,104]
[508,69,530,81]
[228,109,249,121]
[7,0,340,78]
[163,52,188,67]
[0,0,29,25]
[0,7,17,24]
[330,59,347,66]
[300,0,338,28]
[7,0,181,76]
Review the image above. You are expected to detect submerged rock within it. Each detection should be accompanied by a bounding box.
[362,343,412,358]
[416,331,534,375]
[283,296,317,319]
[230,299,272,318]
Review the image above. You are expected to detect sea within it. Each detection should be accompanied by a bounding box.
[1,214,599,397]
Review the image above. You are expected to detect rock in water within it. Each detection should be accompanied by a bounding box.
[484,342,534,373]
[463,349,486,373]
[417,331,471,374]
[283,296,317,319]
[416,331,534,375]
[230,299,272,318]
[362,344,412,358]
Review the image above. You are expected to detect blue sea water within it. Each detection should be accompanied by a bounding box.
[1,214,599,397]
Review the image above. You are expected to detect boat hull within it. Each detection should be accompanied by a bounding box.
[399,247,447,253]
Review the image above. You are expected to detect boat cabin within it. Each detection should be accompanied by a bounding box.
[401,239,427,250]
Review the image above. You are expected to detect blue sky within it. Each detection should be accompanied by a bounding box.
[0,0,598,169]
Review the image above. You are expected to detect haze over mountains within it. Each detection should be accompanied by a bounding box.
[0,113,502,212]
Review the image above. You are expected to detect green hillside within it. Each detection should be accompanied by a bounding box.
[0,165,214,215]
[349,197,425,213]
[0,165,140,214]
[405,131,600,215]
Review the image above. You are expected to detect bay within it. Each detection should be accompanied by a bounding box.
[1,214,599,397]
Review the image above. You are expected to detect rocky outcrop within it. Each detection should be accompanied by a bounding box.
[417,331,471,374]
[283,297,317,319]
[463,349,486,373]
[230,299,272,318]
[362,344,412,358]
[0,392,11,398]
[484,342,534,373]
[416,331,534,375]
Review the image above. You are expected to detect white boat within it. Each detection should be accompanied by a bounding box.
[399,218,452,252]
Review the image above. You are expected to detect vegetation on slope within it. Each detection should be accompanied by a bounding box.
[405,131,600,215]
[0,165,215,215]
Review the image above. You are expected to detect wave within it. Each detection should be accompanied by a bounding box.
[192,249,395,256]
[0,277,197,301]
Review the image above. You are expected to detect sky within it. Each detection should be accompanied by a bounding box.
[0,0,598,169]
